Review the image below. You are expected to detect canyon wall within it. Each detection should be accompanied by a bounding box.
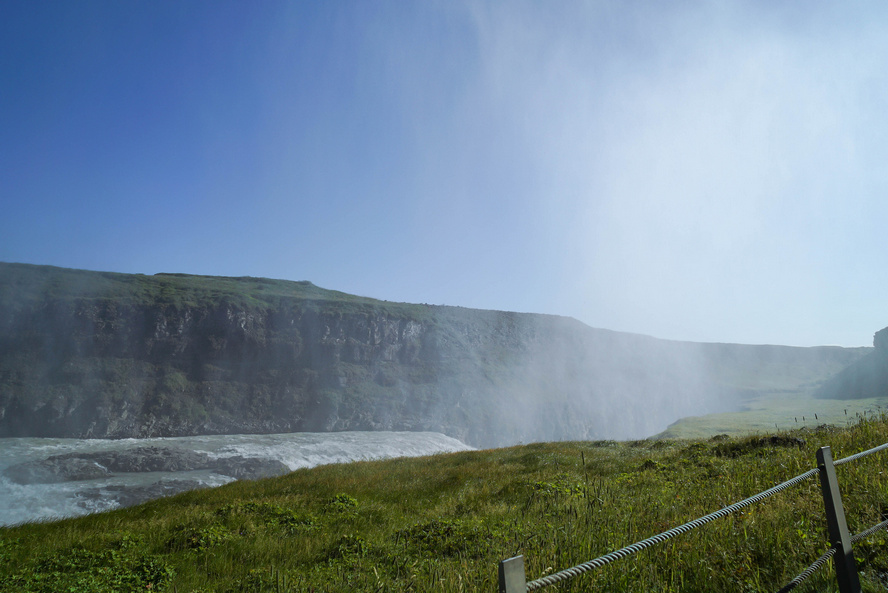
[0,263,870,446]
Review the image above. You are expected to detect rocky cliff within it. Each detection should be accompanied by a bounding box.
[0,263,871,447]
[814,325,888,401]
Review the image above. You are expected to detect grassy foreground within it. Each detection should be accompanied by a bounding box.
[5,419,888,592]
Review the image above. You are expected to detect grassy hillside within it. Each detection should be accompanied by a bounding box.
[658,391,888,439]
[660,328,887,439]
[5,416,888,592]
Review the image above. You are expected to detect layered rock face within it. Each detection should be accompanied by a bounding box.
[0,293,450,438]
[0,263,872,446]
[875,327,888,352]
[815,326,888,401]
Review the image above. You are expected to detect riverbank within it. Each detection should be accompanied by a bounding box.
[4,416,888,591]
[0,431,471,526]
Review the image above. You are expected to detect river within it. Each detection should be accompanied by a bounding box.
[0,431,473,527]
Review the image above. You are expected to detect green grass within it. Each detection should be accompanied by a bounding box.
[658,391,888,440]
[6,417,888,591]
[0,261,429,318]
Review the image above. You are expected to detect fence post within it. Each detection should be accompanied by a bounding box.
[498,555,526,593]
[817,446,861,593]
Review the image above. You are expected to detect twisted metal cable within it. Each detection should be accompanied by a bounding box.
[834,441,888,466]
[525,468,821,591]
[771,439,888,593]
[775,518,888,593]
[851,517,888,543]
[775,546,837,593]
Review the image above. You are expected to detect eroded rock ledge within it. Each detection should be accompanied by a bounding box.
[3,446,289,484]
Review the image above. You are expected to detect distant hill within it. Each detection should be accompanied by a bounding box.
[0,263,871,446]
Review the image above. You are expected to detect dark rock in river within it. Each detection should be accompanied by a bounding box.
[77,479,206,509]
[69,446,216,473]
[3,445,289,485]
[3,457,110,484]
[2,446,214,484]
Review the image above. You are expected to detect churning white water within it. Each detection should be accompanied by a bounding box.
[0,431,473,527]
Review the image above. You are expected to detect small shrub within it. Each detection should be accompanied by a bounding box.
[530,476,584,497]
[714,436,807,458]
[0,538,19,564]
[325,493,358,513]
[165,523,230,551]
[328,534,370,560]
[2,542,174,593]
[394,519,497,559]
[216,502,315,533]
[639,459,667,471]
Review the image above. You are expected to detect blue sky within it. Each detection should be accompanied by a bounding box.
[2,1,887,347]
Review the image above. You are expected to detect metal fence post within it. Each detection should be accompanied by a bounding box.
[498,555,526,593]
[817,446,861,593]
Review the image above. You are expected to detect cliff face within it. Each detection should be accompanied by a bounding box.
[814,326,888,401]
[0,288,447,439]
[0,263,872,446]
[875,327,888,352]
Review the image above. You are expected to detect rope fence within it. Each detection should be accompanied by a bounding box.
[498,441,888,593]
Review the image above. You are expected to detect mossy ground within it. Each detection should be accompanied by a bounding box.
[5,417,888,592]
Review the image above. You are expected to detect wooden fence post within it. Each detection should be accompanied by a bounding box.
[498,555,526,593]
[817,446,861,593]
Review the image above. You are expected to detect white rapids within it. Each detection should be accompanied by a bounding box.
[0,431,473,527]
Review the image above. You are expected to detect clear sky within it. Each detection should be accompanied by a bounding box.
[2,1,886,347]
